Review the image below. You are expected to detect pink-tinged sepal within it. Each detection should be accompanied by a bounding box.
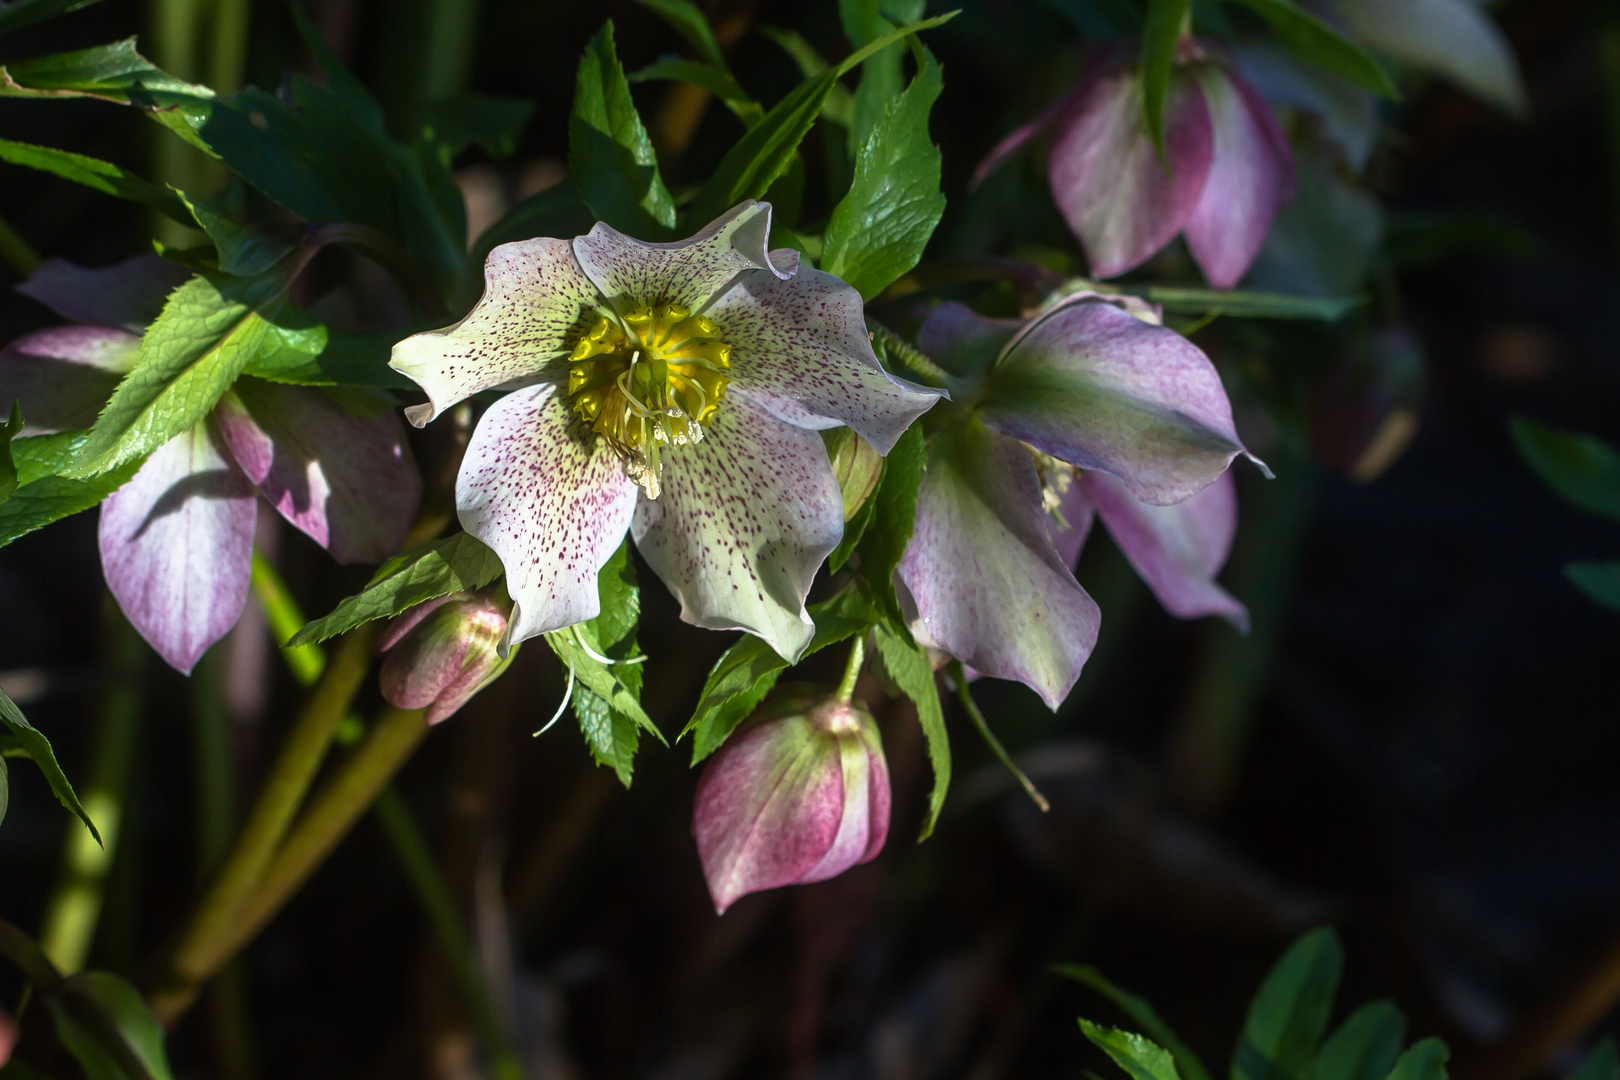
[0,326,139,434]
[693,694,890,914]
[214,380,421,564]
[16,255,189,330]
[99,423,258,674]
[378,592,513,724]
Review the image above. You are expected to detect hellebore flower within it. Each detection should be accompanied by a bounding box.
[897,293,1259,708]
[390,201,942,662]
[378,592,512,724]
[975,40,1294,290]
[0,256,422,673]
[692,693,890,914]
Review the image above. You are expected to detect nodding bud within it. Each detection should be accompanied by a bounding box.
[693,693,891,914]
[377,592,513,724]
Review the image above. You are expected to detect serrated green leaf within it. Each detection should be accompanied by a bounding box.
[570,21,677,238]
[855,422,926,634]
[1231,928,1343,1080]
[1568,1040,1620,1080]
[241,326,415,389]
[289,533,505,646]
[822,45,944,300]
[0,684,98,842]
[1223,0,1398,99]
[685,586,877,763]
[841,0,927,155]
[572,684,640,787]
[555,542,650,786]
[173,188,297,277]
[1080,1019,1182,1080]
[0,37,209,101]
[1314,1001,1406,1080]
[0,0,106,35]
[66,272,295,478]
[0,431,144,547]
[871,620,949,839]
[420,93,536,160]
[1384,1038,1448,1080]
[1055,965,1214,1080]
[1565,562,1620,613]
[1511,419,1620,523]
[52,970,175,1080]
[1142,0,1193,158]
[0,138,192,222]
[688,11,957,224]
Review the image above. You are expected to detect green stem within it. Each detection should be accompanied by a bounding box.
[947,661,1049,812]
[251,553,326,686]
[37,602,145,973]
[835,635,866,704]
[207,0,252,97]
[374,788,524,1080]
[0,214,41,277]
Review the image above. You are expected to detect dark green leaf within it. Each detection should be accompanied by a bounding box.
[420,93,536,160]
[871,620,949,838]
[821,45,944,300]
[0,684,98,841]
[1510,418,1620,523]
[286,0,385,132]
[173,188,297,277]
[1054,965,1213,1080]
[1142,0,1193,157]
[241,326,414,389]
[0,0,105,35]
[289,533,505,646]
[570,21,678,238]
[0,402,19,508]
[0,38,207,101]
[841,0,926,155]
[0,138,191,222]
[628,58,763,124]
[1231,928,1343,1080]
[1120,285,1362,320]
[1385,1038,1448,1080]
[471,180,597,268]
[1314,1001,1406,1080]
[855,422,926,634]
[0,431,143,547]
[637,0,729,68]
[685,586,877,763]
[688,11,957,224]
[1223,0,1398,98]
[1568,1040,1620,1080]
[1565,562,1620,613]
[53,970,175,1080]
[65,272,300,478]
[1079,1019,1181,1080]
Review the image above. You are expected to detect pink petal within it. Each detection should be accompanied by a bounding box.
[707,261,944,454]
[897,418,1100,710]
[979,294,1250,505]
[99,423,257,674]
[214,380,421,564]
[1082,470,1248,629]
[631,395,844,662]
[1049,65,1214,280]
[0,326,138,433]
[455,381,639,648]
[1183,64,1295,290]
[16,255,189,330]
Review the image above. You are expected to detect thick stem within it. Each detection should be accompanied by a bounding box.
[250,553,325,686]
[835,636,866,704]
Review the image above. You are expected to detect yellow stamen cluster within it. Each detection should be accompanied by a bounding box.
[567,302,732,498]
[1027,445,1077,530]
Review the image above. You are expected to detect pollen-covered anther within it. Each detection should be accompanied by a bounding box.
[566,302,732,498]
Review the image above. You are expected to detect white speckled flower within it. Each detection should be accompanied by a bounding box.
[391,202,942,662]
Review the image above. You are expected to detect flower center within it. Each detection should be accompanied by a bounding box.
[566,302,733,498]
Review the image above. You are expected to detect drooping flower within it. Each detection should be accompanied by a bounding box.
[897,292,1260,708]
[974,39,1294,290]
[377,592,513,724]
[0,256,422,673]
[692,692,890,914]
[390,201,942,662]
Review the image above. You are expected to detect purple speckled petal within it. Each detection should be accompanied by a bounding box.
[1083,469,1248,629]
[16,255,189,331]
[1183,64,1295,290]
[456,380,639,648]
[897,418,1100,710]
[979,294,1248,505]
[916,302,1022,381]
[1049,65,1214,279]
[631,396,843,662]
[391,237,602,426]
[99,423,257,674]
[0,326,138,433]
[214,380,421,564]
[709,261,944,455]
[571,201,791,317]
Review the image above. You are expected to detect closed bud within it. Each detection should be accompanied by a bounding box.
[693,692,891,914]
[377,592,513,724]
[824,427,883,521]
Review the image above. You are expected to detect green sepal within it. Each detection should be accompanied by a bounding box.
[0,684,99,842]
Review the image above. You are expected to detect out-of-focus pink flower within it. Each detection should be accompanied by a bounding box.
[693,693,890,914]
[378,593,512,724]
[0,1004,16,1066]
[975,40,1294,290]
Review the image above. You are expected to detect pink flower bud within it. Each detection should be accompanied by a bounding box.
[377,593,512,724]
[693,694,891,914]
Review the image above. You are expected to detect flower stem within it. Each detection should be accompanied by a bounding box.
[947,661,1049,812]
[835,635,866,704]
[251,552,326,686]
